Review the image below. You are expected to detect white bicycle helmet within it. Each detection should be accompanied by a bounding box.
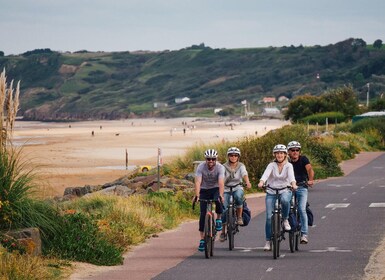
[287,141,301,150]
[204,149,218,159]
[227,147,241,156]
[273,144,287,154]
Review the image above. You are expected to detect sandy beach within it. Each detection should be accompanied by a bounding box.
[12,117,289,197]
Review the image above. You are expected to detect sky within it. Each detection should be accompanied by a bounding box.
[1,0,384,55]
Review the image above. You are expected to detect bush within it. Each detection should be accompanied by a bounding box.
[301,112,347,125]
[44,212,123,266]
[351,117,385,150]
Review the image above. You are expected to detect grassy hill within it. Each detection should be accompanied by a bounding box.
[1,38,385,120]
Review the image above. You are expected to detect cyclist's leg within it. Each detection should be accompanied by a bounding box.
[220,192,230,241]
[296,187,308,236]
[222,192,230,224]
[233,189,244,224]
[199,190,209,238]
[265,193,275,241]
[212,188,223,231]
[280,191,292,220]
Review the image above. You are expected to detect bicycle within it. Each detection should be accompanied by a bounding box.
[264,185,292,259]
[223,184,241,250]
[193,198,219,258]
[289,189,301,253]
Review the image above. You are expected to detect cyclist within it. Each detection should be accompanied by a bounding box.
[257,144,297,251]
[287,140,315,244]
[219,147,252,242]
[193,149,225,252]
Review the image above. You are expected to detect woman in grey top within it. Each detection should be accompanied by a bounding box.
[220,147,251,242]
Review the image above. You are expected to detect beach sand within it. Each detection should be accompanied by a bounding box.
[12,117,289,197]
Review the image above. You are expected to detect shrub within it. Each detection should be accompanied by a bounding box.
[351,117,385,149]
[44,212,123,266]
[301,112,347,125]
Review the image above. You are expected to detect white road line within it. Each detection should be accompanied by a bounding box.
[321,216,326,219]
[352,192,357,195]
[326,203,350,210]
[343,198,348,201]
[369,203,385,207]
[266,267,273,272]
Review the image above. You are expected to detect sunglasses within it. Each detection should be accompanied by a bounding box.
[206,158,217,161]
[228,154,239,157]
[290,149,300,152]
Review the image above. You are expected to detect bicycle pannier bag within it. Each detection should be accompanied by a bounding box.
[306,202,314,226]
[288,211,300,232]
[241,200,251,227]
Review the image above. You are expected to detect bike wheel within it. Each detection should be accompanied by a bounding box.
[210,216,215,256]
[204,214,212,259]
[227,207,235,250]
[289,231,295,253]
[295,211,300,251]
[272,213,280,259]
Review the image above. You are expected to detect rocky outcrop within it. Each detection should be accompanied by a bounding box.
[60,173,194,200]
[7,227,42,256]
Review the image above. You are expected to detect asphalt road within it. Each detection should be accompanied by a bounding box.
[153,154,385,280]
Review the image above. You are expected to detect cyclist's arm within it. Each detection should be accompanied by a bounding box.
[305,163,315,187]
[194,176,202,198]
[243,174,252,189]
[258,163,273,188]
[288,163,297,190]
[218,177,225,199]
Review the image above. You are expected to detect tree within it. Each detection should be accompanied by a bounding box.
[369,97,385,111]
[320,86,360,118]
[373,39,383,49]
[284,94,322,122]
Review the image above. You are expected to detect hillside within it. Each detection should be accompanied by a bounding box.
[1,38,385,120]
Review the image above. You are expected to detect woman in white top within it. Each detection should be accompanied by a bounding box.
[257,144,297,251]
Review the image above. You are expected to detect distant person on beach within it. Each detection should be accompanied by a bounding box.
[287,140,314,244]
[220,147,251,242]
[193,149,224,252]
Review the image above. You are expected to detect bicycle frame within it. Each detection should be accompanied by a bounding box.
[225,185,240,250]
[289,190,301,252]
[265,185,291,259]
[199,199,218,259]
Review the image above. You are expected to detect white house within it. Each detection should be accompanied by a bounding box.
[261,107,281,116]
[175,97,190,104]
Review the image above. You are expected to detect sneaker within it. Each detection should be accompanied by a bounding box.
[198,239,205,251]
[283,219,291,231]
[219,233,226,242]
[215,219,223,231]
[300,235,308,244]
[263,241,271,251]
[237,216,244,226]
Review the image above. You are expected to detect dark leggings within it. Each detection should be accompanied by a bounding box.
[199,188,223,232]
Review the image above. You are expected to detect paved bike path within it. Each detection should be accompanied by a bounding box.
[70,152,384,280]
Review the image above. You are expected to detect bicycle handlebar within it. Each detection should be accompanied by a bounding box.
[192,197,222,210]
[263,185,292,192]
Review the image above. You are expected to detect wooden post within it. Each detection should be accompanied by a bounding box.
[125,149,128,170]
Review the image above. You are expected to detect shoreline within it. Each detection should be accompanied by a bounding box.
[13,117,289,197]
